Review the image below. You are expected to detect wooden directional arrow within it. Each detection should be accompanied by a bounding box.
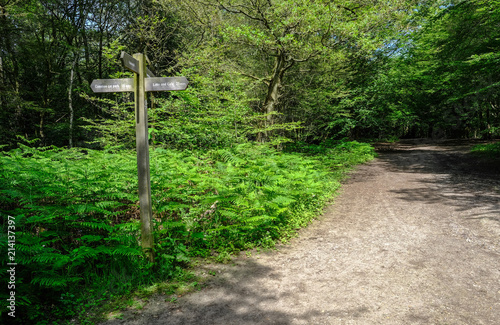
[90,76,187,93]
[121,51,155,77]
[91,78,134,92]
[145,77,189,92]
[146,68,155,78]
[120,51,140,74]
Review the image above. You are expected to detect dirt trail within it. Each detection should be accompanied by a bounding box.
[102,141,500,325]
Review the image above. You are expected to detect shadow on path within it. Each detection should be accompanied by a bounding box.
[101,258,329,325]
[375,141,500,222]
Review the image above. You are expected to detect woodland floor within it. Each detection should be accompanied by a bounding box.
[101,139,500,325]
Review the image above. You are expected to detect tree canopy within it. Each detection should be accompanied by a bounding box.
[0,0,498,149]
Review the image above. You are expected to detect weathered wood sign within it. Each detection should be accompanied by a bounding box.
[120,51,140,74]
[145,77,189,92]
[120,51,156,78]
[90,78,134,92]
[91,51,189,262]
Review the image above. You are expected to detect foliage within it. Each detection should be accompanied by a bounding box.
[470,142,500,158]
[148,69,257,149]
[0,0,183,149]
[163,0,421,141]
[1,0,498,149]
[0,141,374,323]
[150,140,375,252]
[357,0,500,139]
[0,145,184,323]
[81,66,258,150]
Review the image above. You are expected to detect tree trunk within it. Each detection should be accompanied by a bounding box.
[259,53,293,141]
[486,104,491,139]
[40,111,45,139]
[82,27,91,84]
[98,28,103,79]
[0,57,3,110]
[68,55,78,147]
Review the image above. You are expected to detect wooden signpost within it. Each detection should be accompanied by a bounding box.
[91,51,188,262]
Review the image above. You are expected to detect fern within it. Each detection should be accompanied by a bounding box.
[31,275,82,288]
[112,245,142,257]
[242,215,276,225]
[76,222,113,232]
[0,140,375,324]
[30,252,69,265]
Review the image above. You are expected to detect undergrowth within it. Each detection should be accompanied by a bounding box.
[471,141,500,158]
[0,140,374,324]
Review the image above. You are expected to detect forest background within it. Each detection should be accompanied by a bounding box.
[0,0,499,324]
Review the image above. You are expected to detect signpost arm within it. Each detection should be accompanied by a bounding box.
[134,53,154,262]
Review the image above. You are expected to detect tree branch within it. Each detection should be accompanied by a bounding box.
[238,72,271,86]
[338,5,362,17]
[289,49,321,64]
[218,2,265,23]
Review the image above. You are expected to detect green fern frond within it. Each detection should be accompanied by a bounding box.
[76,222,113,232]
[30,252,69,265]
[218,209,238,218]
[71,246,101,260]
[111,245,142,257]
[243,215,276,225]
[271,196,296,206]
[31,275,82,288]
[80,235,103,243]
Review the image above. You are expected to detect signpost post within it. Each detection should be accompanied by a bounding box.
[91,51,188,262]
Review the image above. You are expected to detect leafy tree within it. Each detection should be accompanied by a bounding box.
[0,0,141,148]
[370,0,500,139]
[162,0,420,141]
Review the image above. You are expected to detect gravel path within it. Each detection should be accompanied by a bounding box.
[102,141,500,325]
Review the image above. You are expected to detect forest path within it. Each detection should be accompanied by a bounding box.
[102,140,500,325]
